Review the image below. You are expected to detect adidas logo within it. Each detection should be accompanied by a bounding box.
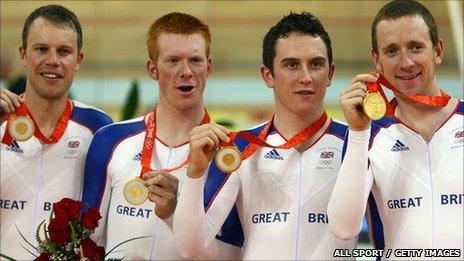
[5,141,24,154]
[132,152,142,161]
[391,140,410,152]
[264,148,284,160]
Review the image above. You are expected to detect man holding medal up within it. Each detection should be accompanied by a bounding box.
[328,0,463,256]
[174,12,358,260]
[0,5,112,260]
[81,12,241,260]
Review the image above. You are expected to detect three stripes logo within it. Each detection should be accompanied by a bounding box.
[391,140,410,152]
[133,152,142,161]
[5,141,23,154]
[264,148,284,160]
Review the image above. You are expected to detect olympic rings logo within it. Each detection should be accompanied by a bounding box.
[319,159,332,165]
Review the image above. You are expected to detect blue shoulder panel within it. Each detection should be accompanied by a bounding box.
[71,105,113,134]
[457,100,464,114]
[367,193,385,260]
[81,119,144,210]
[369,116,397,147]
[203,123,267,247]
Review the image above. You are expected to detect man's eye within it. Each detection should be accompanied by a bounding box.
[35,47,47,53]
[59,49,71,56]
[310,62,322,69]
[384,48,397,56]
[411,45,423,52]
[191,58,203,63]
[286,62,299,70]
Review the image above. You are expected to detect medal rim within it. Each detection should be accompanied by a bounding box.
[215,146,242,173]
[9,115,35,142]
[123,178,149,205]
[363,92,386,120]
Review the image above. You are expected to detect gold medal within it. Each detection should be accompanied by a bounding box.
[363,92,386,120]
[215,146,242,173]
[123,178,149,205]
[9,116,34,141]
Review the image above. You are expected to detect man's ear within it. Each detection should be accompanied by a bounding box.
[327,63,335,87]
[371,49,382,72]
[260,65,275,89]
[19,46,27,67]
[434,39,444,66]
[147,59,158,80]
[207,57,212,77]
[75,52,84,71]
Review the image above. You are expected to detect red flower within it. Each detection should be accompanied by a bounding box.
[48,217,70,245]
[53,198,82,221]
[35,253,50,261]
[82,207,101,230]
[81,238,105,261]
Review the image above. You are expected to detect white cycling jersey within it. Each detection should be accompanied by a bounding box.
[0,100,112,260]
[329,100,463,260]
[82,114,240,260]
[175,119,358,260]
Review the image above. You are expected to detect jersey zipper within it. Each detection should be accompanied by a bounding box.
[294,156,303,260]
[148,146,174,259]
[32,145,45,249]
[426,144,436,253]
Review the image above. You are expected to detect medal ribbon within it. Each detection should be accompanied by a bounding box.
[139,109,211,177]
[2,100,73,145]
[366,73,451,116]
[223,111,328,160]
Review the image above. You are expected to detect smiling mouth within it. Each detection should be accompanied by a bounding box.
[40,72,63,79]
[397,72,421,81]
[178,85,195,92]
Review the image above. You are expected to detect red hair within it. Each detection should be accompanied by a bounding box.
[146,12,211,61]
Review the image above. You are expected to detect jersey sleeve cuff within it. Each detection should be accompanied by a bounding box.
[348,128,371,144]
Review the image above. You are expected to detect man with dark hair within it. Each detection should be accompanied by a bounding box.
[81,12,240,260]
[0,4,112,259]
[174,12,357,260]
[328,0,463,256]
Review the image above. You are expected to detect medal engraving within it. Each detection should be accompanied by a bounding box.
[9,116,34,141]
[123,178,149,205]
[363,92,386,120]
[215,146,242,173]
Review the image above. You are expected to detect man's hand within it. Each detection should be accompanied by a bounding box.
[339,73,379,131]
[143,170,179,220]
[0,87,24,123]
[187,123,230,179]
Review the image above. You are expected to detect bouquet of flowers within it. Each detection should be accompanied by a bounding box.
[1,198,146,261]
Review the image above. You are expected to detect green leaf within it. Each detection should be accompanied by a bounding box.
[104,236,151,258]
[0,253,17,261]
[14,223,37,251]
[43,222,49,241]
[19,243,37,258]
[35,220,46,245]
[121,79,140,121]
[70,220,78,245]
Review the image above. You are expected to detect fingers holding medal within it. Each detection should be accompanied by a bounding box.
[188,122,234,178]
[340,73,380,131]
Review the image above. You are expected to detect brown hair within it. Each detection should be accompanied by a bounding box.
[372,0,438,54]
[146,12,211,61]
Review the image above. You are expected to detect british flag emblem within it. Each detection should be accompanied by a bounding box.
[68,141,80,148]
[320,151,334,158]
[455,131,464,138]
